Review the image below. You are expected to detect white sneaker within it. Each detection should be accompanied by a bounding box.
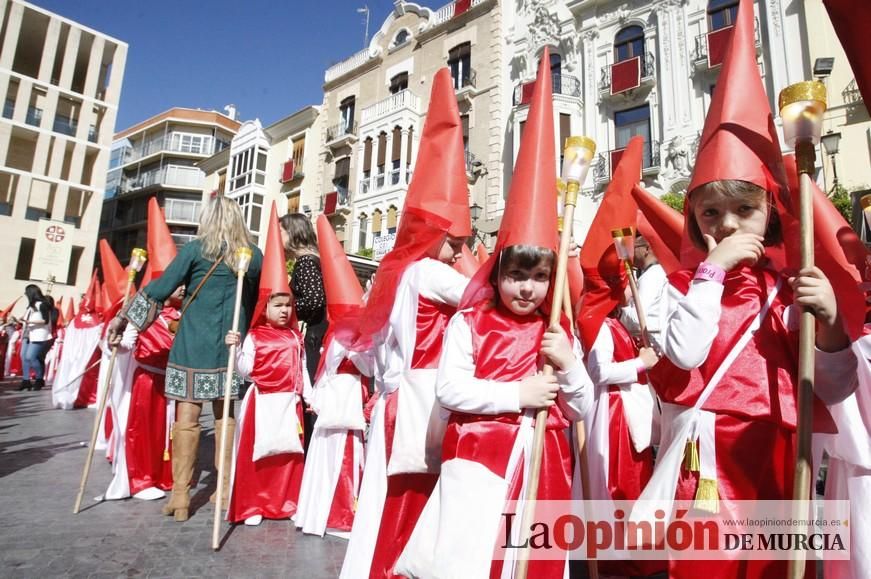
[133,487,166,500]
[244,515,263,526]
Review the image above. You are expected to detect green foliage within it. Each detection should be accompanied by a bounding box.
[356,247,374,259]
[829,185,853,224]
[659,192,686,213]
[286,259,295,276]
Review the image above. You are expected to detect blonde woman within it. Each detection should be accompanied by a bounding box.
[109,195,263,521]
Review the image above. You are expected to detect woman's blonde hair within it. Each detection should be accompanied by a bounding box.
[197,195,254,270]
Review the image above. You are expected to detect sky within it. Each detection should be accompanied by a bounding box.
[34,0,409,131]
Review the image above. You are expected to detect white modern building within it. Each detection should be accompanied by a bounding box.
[0,0,126,306]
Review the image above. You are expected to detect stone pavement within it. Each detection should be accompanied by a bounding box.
[0,379,348,578]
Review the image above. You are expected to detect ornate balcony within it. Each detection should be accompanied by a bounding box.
[592,140,661,183]
[692,19,761,70]
[512,73,582,106]
[360,89,421,126]
[325,120,358,150]
[599,53,656,99]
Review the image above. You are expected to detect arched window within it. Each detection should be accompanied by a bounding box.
[550,52,562,94]
[372,209,383,238]
[387,206,398,234]
[614,25,645,63]
[708,0,739,30]
[394,29,410,47]
[448,42,472,89]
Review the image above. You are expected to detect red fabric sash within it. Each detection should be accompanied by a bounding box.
[411,296,456,370]
[604,316,647,384]
[134,306,178,368]
[648,266,834,432]
[248,325,304,394]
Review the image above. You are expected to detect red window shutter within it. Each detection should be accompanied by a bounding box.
[324,191,338,215]
[521,82,535,105]
[281,160,294,183]
[610,57,641,95]
[454,0,471,17]
[706,26,734,68]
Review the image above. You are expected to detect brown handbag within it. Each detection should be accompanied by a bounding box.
[168,255,224,335]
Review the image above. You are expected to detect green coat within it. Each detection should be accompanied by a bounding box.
[123,239,263,401]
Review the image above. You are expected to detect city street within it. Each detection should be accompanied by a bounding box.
[0,379,347,578]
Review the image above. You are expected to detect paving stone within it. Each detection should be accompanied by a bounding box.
[0,380,350,577]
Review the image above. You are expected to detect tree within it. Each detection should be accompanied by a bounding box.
[659,192,686,213]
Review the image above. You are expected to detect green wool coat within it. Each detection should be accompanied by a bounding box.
[123,239,263,402]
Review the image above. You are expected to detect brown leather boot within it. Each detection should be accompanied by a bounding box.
[209,417,235,509]
[161,421,200,521]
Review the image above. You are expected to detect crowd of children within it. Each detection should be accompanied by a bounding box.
[7,0,869,576]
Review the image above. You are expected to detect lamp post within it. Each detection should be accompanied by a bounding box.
[820,130,842,194]
[469,201,486,245]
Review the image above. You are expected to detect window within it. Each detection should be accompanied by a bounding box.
[15,238,35,281]
[390,72,409,94]
[372,209,383,238]
[363,137,373,181]
[0,171,19,216]
[394,29,410,47]
[377,132,387,182]
[170,132,214,155]
[559,113,571,167]
[334,157,351,205]
[615,105,651,166]
[614,25,645,63]
[448,42,472,90]
[387,206,398,234]
[358,213,368,250]
[550,52,562,93]
[233,193,264,233]
[67,246,84,286]
[340,96,356,131]
[708,0,739,31]
[461,115,470,154]
[230,146,268,191]
[391,126,402,184]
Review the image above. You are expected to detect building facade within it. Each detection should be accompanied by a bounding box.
[504,0,813,242]
[199,106,322,245]
[317,0,503,256]
[0,0,126,306]
[100,107,240,262]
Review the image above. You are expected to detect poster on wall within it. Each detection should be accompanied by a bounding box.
[31,219,71,284]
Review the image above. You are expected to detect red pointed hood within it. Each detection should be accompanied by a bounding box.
[824,0,871,113]
[1,296,21,319]
[141,197,178,286]
[64,295,75,324]
[55,297,66,328]
[80,270,101,314]
[688,0,784,195]
[403,67,472,238]
[631,184,697,275]
[475,243,489,264]
[251,203,293,327]
[317,214,363,320]
[461,48,559,309]
[99,239,129,310]
[783,155,867,339]
[577,136,643,350]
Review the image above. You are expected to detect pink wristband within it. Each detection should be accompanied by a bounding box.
[694,262,726,284]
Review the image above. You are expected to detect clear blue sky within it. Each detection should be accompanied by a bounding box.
[34,0,405,131]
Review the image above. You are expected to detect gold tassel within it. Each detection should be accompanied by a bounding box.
[694,478,720,513]
[684,439,700,472]
[163,449,170,461]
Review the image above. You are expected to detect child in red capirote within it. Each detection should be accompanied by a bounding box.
[643,2,857,577]
[225,291,307,526]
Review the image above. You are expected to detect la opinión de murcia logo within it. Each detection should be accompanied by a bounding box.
[45,225,66,243]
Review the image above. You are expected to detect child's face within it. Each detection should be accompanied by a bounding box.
[692,187,769,244]
[432,235,467,265]
[498,260,552,316]
[265,294,293,327]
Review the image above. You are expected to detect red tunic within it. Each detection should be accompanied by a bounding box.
[9,332,23,377]
[126,307,178,494]
[227,324,306,523]
[446,305,575,579]
[648,266,822,579]
[370,296,454,578]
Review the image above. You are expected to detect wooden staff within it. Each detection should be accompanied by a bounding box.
[613,227,651,349]
[212,246,253,550]
[74,248,147,514]
[779,81,826,579]
[515,136,595,578]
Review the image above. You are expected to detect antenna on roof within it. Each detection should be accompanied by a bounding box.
[356,5,370,49]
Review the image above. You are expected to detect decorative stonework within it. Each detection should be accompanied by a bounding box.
[529,5,561,50]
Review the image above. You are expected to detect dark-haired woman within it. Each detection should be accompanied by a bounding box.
[20,284,53,390]
[279,213,327,449]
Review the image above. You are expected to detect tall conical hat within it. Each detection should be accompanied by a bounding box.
[316,214,363,321]
[631,184,694,274]
[1,296,21,319]
[250,203,293,326]
[99,239,128,311]
[64,295,75,324]
[460,48,559,308]
[453,244,480,278]
[54,297,65,327]
[403,67,472,238]
[687,0,784,195]
[577,136,644,350]
[80,270,100,313]
[141,197,178,286]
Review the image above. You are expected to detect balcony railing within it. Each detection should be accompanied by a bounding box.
[325,47,372,84]
[513,73,582,106]
[53,114,77,136]
[123,165,205,193]
[693,19,761,67]
[360,89,420,124]
[843,79,862,104]
[326,120,358,143]
[358,167,412,196]
[128,137,217,163]
[592,140,661,182]
[599,53,656,94]
[453,68,477,91]
[431,0,486,26]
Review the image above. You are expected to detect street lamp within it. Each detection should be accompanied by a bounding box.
[820,130,842,193]
[469,202,486,245]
